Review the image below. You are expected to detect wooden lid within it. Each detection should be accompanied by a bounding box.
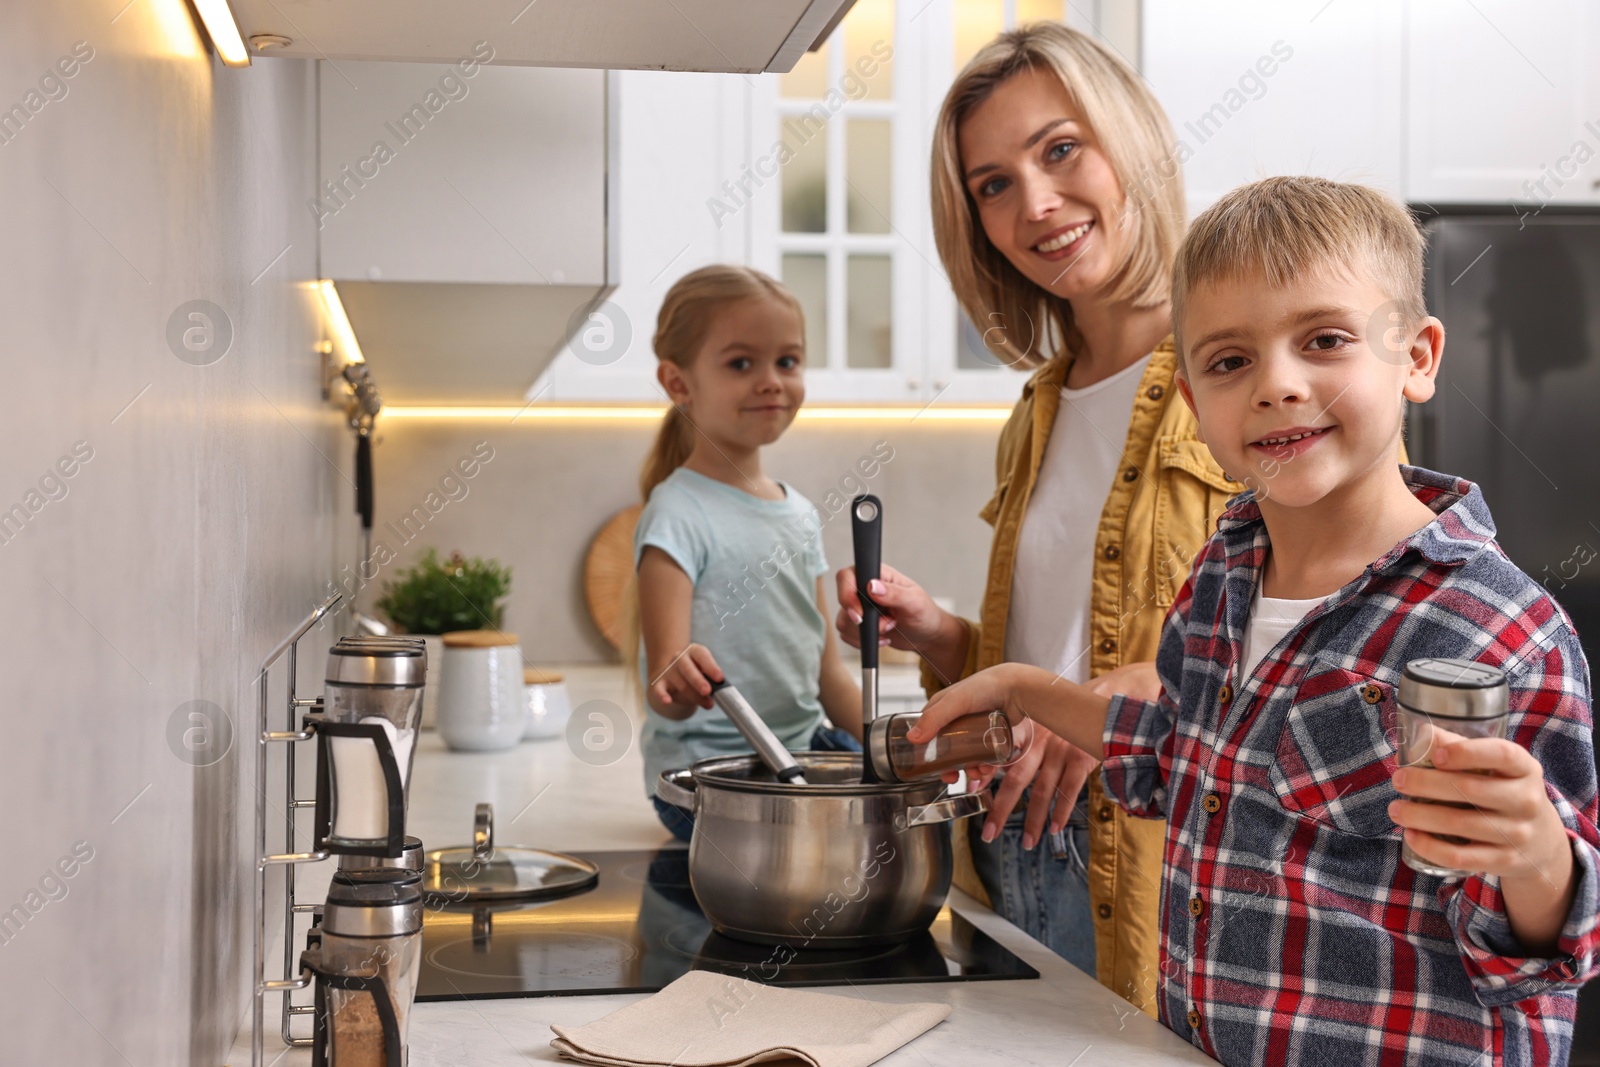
[441,630,520,648]
[584,504,642,651]
[524,667,565,685]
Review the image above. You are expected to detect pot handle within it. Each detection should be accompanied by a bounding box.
[655,769,697,811]
[895,790,989,831]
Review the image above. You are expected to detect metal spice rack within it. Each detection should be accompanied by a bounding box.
[251,591,343,1067]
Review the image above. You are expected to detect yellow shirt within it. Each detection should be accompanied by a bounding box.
[922,337,1238,1015]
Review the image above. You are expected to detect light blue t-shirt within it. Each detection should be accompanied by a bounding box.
[634,467,829,796]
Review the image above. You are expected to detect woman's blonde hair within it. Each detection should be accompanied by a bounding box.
[638,264,805,500]
[930,22,1186,368]
[624,264,804,684]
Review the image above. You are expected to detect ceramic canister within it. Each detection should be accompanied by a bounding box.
[436,630,526,752]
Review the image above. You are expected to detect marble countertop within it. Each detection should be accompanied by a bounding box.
[232,665,1214,1066]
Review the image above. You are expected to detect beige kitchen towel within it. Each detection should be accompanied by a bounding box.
[549,970,951,1067]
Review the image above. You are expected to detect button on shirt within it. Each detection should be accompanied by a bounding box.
[1099,466,1600,1067]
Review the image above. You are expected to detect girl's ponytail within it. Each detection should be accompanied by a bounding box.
[639,406,696,501]
[637,264,803,502]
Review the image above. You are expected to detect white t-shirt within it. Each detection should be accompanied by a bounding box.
[1005,355,1152,683]
[1239,585,1326,682]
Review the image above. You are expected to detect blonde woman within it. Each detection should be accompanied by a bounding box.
[836,25,1235,1013]
[633,265,862,842]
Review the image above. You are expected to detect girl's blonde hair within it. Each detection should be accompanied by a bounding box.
[639,264,805,500]
[624,264,805,684]
[930,22,1187,368]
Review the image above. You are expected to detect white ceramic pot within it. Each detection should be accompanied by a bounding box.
[522,668,572,741]
[436,631,526,752]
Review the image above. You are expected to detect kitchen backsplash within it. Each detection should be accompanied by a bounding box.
[362,418,1003,665]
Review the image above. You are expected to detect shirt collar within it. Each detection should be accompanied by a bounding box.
[1020,334,1177,401]
[1216,465,1493,569]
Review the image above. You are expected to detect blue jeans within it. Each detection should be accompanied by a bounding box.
[652,725,861,843]
[968,781,1097,976]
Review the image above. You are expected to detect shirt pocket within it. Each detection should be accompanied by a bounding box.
[1152,437,1237,607]
[1267,664,1400,839]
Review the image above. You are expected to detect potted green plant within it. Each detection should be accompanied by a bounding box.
[376,548,513,728]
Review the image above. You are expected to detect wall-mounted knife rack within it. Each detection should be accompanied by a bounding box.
[251,591,343,1067]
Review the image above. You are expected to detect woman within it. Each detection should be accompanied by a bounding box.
[836,24,1237,1014]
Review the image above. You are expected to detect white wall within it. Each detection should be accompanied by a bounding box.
[0,6,349,1062]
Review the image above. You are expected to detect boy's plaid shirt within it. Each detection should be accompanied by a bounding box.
[1100,466,1599,1067]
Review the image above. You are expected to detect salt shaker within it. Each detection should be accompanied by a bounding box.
[1396,657,1509,878]
[868,710,1017,783]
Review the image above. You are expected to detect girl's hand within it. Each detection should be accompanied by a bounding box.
[834,564,949,652]
[647,643,725,717]
[1389,733,1578,952]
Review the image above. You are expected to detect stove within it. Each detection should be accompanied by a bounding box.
[416,848,1039,1001]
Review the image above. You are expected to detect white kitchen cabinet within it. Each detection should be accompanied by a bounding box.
[317,60,617,403]
[1406,0,1600,208]
[318,60,608,286]
[1142,0,1405,213]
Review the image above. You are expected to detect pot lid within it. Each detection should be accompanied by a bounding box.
[420,802,597,902]
[422,846,599,903]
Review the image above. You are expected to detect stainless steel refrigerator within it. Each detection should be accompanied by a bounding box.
[1418,212,1600,1054]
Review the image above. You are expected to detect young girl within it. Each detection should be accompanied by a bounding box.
[632,265,862,841]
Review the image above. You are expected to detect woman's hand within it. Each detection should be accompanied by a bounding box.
[647,643,724,719]
[834,563,951,653]
[955,661,1160,844]
[970,719,1100,849]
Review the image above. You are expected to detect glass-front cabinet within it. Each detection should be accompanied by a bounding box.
[749,0,1092,404]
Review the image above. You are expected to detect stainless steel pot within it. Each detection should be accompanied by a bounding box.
[656,751,987,948]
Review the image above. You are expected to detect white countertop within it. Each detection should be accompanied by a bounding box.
[232,665,1214,1067]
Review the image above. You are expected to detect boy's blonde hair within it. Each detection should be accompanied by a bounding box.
[1171,176,1426,363]
[931,22,1186,368]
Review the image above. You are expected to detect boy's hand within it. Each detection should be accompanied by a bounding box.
[1389,734,1579,952]
[648,643,724,715]
[1087,660,1162,704]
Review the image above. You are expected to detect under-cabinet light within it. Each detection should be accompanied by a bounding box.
[191,0,251,67]
[380,405,1013,423]
[316,281,365,365]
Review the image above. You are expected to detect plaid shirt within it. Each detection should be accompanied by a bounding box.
[1100,466,1599,1067]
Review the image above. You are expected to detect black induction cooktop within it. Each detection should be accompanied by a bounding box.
[416,847,1039,1002]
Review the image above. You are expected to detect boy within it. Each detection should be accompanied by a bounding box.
[909,176,1598,1066]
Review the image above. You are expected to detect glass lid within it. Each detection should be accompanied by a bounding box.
[422,802,599,902]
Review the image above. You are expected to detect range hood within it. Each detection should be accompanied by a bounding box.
[230,0,856,73]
